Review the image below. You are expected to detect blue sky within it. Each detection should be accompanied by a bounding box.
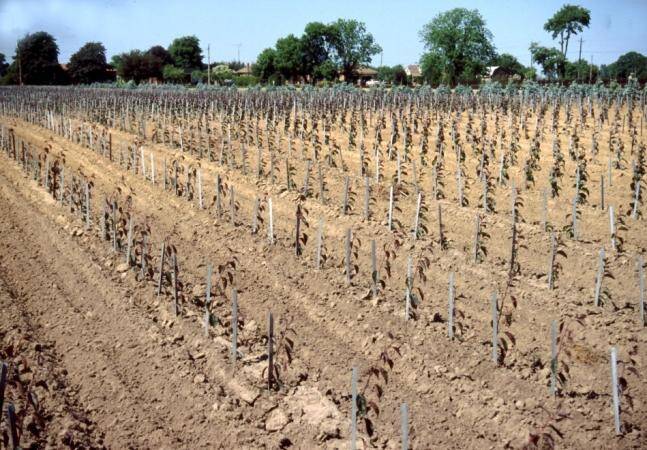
[1,0,646,67]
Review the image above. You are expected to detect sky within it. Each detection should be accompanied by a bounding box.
[1,0,647,68]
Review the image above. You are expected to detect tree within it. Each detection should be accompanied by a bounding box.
[301,22,335,82]
[109,54,122,69]
[274,34,303,83]
[376,65,407,85]
[14,31,65,85]
[603,52,647,83]
[254,48,277,82]
[0,53,8,78]
[116,50,154,83]
[530,42,565,80]
[168,36,203,72]
[490,53,525,76]
[420,50,447,85]
[544,4,591,58]
[328,19,381,83]
[376,65,394,83]
[211,64,234,84]
[564,59,598,82]
[162,64,186,83]
[313,60,337,82]
[147,45,173,79]
[419,8,495,85]
[523,67,538,81]
[67,42,109,84]
[392,65,408,85]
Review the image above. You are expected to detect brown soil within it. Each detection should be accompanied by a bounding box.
[0,103,645,450]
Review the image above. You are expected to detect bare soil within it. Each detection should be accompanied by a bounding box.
[0,106,645,449]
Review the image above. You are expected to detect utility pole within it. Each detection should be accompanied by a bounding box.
[235,43,242,63]
[207,44,211,85]
[380,50,383,67]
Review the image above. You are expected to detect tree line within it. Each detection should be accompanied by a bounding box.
[1,4,646,87]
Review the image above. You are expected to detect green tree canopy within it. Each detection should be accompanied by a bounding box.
[313,60,338,82]
[274,34,303,82]
[601,52,647,83]
[490,53,525,76]
[420,50,447,86]
[301,22,335,82]
[168,36,203,72]
[253,48,277,82]
[544,4,591,57]
[68,42,109,84]
[115,50,154,83]
[419,8,495,85]
[147,45,174,79]
[376,65,407,85]
[529,42,565,80]
[564,59,598,83]
[162,64,186,83]
[0,53,9,78]
[211,64,234,84]
[328,19,381,82]
[15,31,64,85]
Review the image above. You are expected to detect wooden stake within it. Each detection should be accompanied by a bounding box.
[345,228,352,285]
[572,196,578,240]
[594,248,605,307]
[215,174,222,218]
[610,347,621,435]
[267,311,274,390]
[172,251,178,315]
[315,219,323,270]
[7,403,18,449]
[412,191,422,239]
[350,367,358,450]
[448,272,455,338]
[609,206,617,251]
[388,185,394,231]
[473,214,481,263]
[231,288,238,362]
[342,175,350,215]
[84,181,90,230]
[491,292,498,363]
[639,255,645,327]
[371,239,378,298]
[600,175,605,211]
[125,215,134,265]
[157,242,165,297]
[548,231,556,290]
[0,361,7,418]
[268,197,274,244]
[550,320,557,396]
[401,403,409,450]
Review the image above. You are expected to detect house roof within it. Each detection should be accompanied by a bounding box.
[356,66,378,76]
[405,64,421,77]
[236,65,253,75]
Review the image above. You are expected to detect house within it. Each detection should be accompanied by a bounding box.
[355,66,378,86]
[236,64,253,76]
[485,66,514,83]
[405,64,422,84]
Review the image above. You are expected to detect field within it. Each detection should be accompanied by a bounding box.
[0,85,645,449]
